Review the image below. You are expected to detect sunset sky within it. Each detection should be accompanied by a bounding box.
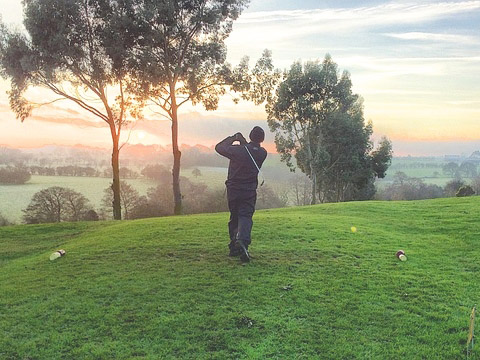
[1,0,480,156]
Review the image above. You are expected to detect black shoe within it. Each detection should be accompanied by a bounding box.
[235,240,250,262]
[229,248,241,257]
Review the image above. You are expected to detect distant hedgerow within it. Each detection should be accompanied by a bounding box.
[0,166,31,184]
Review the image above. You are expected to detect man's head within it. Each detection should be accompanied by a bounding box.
[249,126,265,143]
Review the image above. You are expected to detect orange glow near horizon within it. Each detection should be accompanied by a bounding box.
[2,1,480,157]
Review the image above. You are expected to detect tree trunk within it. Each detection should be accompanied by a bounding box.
[295,181,300,206]
[56,195,61,223]
[311,170,317,205]
[306,133,317,205]
[170,97,182,215]
[111,137,122,220]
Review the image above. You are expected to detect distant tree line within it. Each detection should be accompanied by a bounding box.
[0,166,31,184]
[99,177,287,220]
[0,147,31,165]
[20,176,287,225]
[10,168,480,225]
[442,162,477,178]
[376,172,478,201]
[182,149,228,168]
[25,164,186,179]
[390,162,443,170]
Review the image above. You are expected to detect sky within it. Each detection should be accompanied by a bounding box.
[1,0,480,156]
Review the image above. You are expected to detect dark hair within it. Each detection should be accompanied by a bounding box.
[249,126,265,143]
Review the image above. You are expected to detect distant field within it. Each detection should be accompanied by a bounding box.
[376,177,456,189]
[183,164,292,194]
[383,157,478,187]
[2,156,473,223]
[0,176,157,223]
[386,157,445,179]
[0,162,290,223]
[182,166,228,189]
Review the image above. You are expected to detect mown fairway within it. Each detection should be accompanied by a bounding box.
[0,198,478,359]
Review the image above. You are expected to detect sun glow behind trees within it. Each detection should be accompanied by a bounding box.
[1,1,480,155]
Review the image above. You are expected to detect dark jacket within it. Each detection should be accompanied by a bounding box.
[215,135,267,190]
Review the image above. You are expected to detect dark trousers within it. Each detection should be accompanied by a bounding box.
[227,188,257,250]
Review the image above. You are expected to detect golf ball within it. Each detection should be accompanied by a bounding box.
[351,226,357,233]
[399,254,407,261]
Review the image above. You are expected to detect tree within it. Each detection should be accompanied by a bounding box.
[442,162,460,178]
[266,55,392,203]
[444,179,465,197]
[470,176,480,195]
[83,209,99,221]
[459,162,477,178]
[23,186,93,224]
[0,212,12,227]
[289,174,313,206]
[456,185,475,197]
[371,137,393,179]
[142,177,230,217]
[256,185,288,209]
[0,166,31,184]
[141,164,170,183]
[0,0,142,220]
[101,181,146,220]
[128,0,249,215]
[144,184,175,217]
[192,168,202,178]
[392,171,410,186]
[376,174,444,201]
[119,167,140,179]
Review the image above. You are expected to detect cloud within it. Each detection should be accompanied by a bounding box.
[0,103,12,112]
[446,100,480,105]
[1,98,108,127]
[361,89,440,95]
[137,111,267,140]
[228,1,480,52]
[239,2,480,27]
[337,55,480,85]
[341,55,444,76]
[384,32,479,44]
[47,104,84,116]
[389,139,480,156]
[30,115,107,129]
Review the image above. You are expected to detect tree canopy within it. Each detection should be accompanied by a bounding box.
[267,55,392,203]
[0,0,142,219]
[127,0,250,215]
[23,186,93,224]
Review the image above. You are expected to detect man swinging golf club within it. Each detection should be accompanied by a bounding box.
[215,126,267,262]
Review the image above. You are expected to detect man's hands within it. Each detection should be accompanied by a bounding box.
[234,132,247,145]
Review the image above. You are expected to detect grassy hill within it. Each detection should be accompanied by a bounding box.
[0,198,479,359]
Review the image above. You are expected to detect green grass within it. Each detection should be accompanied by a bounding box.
[1,198,479,359]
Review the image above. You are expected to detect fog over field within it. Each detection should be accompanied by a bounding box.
[2,144,480,223]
